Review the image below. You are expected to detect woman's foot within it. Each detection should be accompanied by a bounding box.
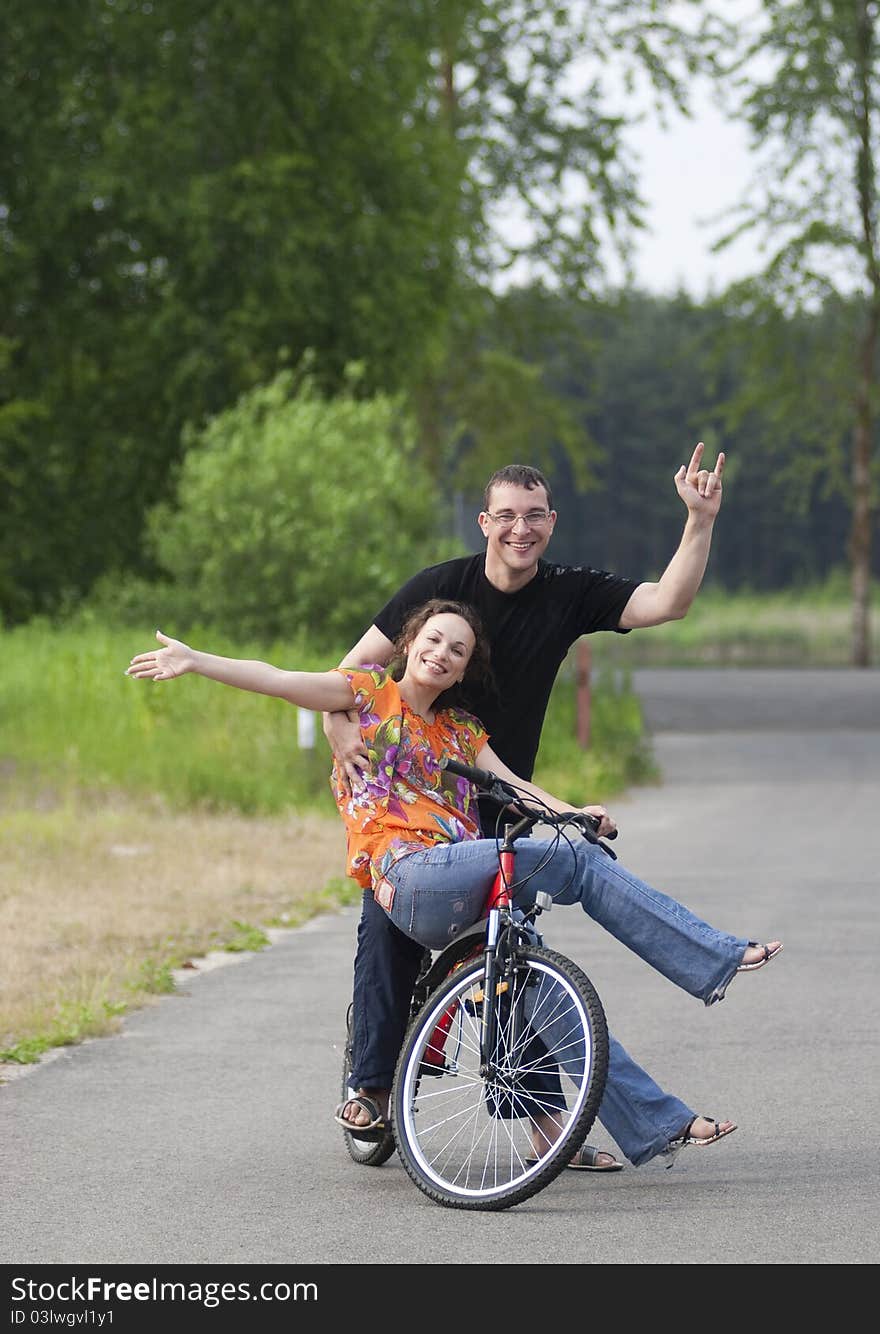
[668,1115,737,1149]
[334,1087,390,1131]
[737,941,783,972]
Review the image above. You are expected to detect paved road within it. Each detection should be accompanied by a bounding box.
[3,669,879,1271]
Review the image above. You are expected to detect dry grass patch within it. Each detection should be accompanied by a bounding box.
[0,787,349,1073]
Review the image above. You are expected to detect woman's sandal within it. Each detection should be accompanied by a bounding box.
[737,941,783,973]
[667,1116,737,1151]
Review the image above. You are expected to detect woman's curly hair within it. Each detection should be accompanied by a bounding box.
[388,598,493,709]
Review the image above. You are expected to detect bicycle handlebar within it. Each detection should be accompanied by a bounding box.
[441,757,618,853]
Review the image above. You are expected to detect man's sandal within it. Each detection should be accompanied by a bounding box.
[737,941,783,972]
[566,1143,624,1171]
[334,1094,387,1141]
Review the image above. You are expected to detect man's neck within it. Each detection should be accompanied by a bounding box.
[483,551,541,593]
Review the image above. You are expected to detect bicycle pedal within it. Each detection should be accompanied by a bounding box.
[534,891,552,913]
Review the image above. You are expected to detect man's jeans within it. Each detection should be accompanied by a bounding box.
[350,839,749,1166]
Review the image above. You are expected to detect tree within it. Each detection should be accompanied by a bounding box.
[147,366,449,646]
[409,0,736,483]
[0,0,463,623]
[716,0,880,664]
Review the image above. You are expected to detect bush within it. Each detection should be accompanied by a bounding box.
[147,366,454,646]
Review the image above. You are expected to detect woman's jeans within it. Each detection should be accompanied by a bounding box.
[368,837,749,1166]
[382,837,748,1005]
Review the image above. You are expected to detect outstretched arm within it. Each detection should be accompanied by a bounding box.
[126,630,356,713]
[475,742,617,839]
[619,442,724,630]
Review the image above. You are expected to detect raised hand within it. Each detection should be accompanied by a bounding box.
[674,442,724,518]
[126,629,193,682]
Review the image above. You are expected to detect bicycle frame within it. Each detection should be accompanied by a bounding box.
[422,812,540,1079]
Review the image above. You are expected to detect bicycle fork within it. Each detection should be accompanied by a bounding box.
[478,837,517,1078]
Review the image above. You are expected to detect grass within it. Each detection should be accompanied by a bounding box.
[589,574,880,668]
[6,577,874,1075]
[0,619,654,1072]
[0,783,354,1072]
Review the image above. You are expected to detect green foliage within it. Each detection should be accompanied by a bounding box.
[222,921,271,954]
[1,621,340,815]
[533,661,659,803]
[148,368,454,645]
[0,620,655,818]
[0,998,126,1065]
[589,573,880,667]
[1,1,738,627]
[0,1,463,625]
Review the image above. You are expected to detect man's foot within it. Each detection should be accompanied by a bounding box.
[528,1110,624,1172]
[334,1088,390,1133]
[737,941,783,972]
[565,1144,624,1171]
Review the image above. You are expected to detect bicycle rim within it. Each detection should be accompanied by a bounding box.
[392,948,608,1210]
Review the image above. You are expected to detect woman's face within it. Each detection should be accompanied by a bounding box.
[405,613,476,692]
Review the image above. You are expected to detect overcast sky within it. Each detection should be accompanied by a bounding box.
[624,83,762,298]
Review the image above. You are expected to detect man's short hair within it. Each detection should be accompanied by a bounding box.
[483,465,553,511]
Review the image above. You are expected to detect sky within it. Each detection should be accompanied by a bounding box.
[623,83,762,298]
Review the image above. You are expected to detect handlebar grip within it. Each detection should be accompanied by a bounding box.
[440,757,498,789]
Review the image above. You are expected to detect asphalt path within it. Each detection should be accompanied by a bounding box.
[3,668,879,1275]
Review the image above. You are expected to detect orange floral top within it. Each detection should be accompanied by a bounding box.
[331,668,488,897]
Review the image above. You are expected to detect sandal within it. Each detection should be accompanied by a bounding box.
[737,941,783,972]
[667,1116,737,1150]
[525,1142,624,1172]
[334,1094,387,1140]
[566,1143,624,1172]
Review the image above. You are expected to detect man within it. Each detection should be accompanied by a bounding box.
[327,443,724,1169]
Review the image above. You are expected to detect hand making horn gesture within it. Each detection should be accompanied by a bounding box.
[674,441,725,519]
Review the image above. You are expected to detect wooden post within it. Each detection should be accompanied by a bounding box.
[576,639,592,749]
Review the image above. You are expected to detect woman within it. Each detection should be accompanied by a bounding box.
[127,598,782,1167]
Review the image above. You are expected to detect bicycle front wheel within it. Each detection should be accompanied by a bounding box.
[391,947,608,1210]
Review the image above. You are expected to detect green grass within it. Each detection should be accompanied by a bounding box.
[589,573,880,668]
[533,662,659,803]
[1,620,655,813]
[1,621,340,815]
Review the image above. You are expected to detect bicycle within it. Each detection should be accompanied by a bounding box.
[340,758,615,1210]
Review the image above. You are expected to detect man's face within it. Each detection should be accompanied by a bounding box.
[478,483,556,572]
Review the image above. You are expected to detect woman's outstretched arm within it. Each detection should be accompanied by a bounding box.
[126,630,357,713]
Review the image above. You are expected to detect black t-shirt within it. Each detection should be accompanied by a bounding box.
[373,554,638,778]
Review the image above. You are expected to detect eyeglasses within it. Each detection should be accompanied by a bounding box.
[484,509,552,528]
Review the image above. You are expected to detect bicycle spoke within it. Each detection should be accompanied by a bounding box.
[393,949,608,1208]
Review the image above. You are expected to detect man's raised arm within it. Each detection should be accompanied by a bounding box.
[619,442,724,630]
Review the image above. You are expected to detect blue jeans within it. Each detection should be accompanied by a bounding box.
[349,840,749,1166]
[382,838,748,1004]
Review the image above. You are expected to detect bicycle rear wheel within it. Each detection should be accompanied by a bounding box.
[340,1003,396,1167]
[391,946,608,1210]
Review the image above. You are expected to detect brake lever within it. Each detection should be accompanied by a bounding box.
[569,812,618,861]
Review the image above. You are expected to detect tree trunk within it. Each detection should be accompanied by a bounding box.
[850,380,873,667]
[851,2,877,667]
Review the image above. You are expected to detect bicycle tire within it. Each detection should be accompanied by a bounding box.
[340,1003,396,1167]
[391,946,608,1210]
